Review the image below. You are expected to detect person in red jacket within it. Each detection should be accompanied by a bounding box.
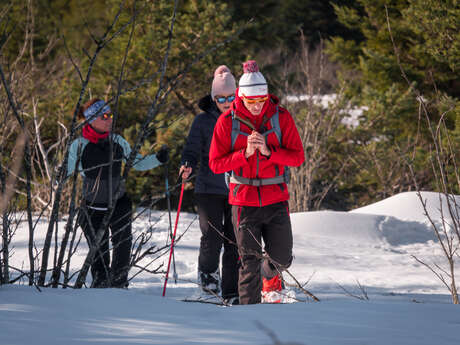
[209,60,305,304]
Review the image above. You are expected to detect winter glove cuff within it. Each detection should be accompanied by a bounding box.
[156,145,169,163]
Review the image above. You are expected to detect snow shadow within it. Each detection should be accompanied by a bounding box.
[377,215,437,246]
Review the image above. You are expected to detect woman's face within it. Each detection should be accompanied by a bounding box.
[90,112,113,133]
[242,96,267,116]
[214,93,235,114]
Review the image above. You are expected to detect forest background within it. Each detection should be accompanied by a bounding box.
[1,0,459,215]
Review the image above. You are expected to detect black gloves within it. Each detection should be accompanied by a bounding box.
[156,145,169,164]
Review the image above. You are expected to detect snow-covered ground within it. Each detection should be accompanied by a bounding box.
[1,191,460,345]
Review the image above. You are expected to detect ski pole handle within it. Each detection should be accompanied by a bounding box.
[178,161,191,183]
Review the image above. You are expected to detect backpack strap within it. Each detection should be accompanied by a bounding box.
[270,106,282,146]
[229,174,287,186]
[231,111,254,150]
[260,106,281,145]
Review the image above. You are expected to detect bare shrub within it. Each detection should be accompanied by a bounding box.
[279,34,354,212]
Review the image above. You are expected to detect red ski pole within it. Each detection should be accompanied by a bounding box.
[162,174,186,297]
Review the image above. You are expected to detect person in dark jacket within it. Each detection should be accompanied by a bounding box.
[180,65,239,303]
[209,61,305,304]
[67,98,169,288]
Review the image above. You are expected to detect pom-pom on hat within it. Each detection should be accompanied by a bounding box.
[238,60,268,98]
[211,65,236,99]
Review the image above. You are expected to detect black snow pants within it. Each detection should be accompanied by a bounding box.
[232,201,293,304]
[78,194,133,288]
[195,193,239,299]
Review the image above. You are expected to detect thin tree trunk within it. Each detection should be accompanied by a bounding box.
[449,257,459,304]
[64,221,81,288]
[0,161,8,284]
[0,63,30,285]
[51,168,79,287]
[24,144,35,285]
[1,211,9,284]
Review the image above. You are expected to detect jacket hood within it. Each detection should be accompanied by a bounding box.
[198,94,220,116]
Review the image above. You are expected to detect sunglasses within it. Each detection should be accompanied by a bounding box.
[102,113,113,120]
[243,96,268,104]
[215,95,235,104]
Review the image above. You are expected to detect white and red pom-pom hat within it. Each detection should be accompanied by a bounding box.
[238,60,268,98]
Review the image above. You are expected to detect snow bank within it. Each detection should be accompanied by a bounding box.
[291,210,436,246]
[351,191,460,225]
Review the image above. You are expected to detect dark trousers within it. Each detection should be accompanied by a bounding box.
[78,194,133,287]
[195,193,239,298]
[232,201,293,304]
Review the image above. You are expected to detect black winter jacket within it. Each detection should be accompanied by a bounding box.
[181,95,228,195]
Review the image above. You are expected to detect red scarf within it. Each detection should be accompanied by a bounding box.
[82,124,109,144]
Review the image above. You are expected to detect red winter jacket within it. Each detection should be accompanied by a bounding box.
[209,94,304,207]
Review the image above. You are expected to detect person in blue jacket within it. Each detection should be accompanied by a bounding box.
[68,99,168,288]
[179,65,239,303]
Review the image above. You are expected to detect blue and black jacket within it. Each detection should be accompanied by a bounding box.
[68,134,161,205]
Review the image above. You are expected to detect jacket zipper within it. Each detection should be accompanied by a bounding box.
[256,151,262,207]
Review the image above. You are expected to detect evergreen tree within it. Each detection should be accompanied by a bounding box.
[327,0,460,204]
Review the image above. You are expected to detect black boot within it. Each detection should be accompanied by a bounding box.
[223,295,239,305]
[198,269,220,294]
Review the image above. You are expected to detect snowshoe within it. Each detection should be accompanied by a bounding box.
[261,274,296,303]
[223,296,239,306]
